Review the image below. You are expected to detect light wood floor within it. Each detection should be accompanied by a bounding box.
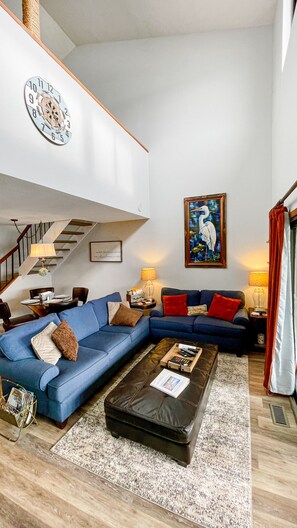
[0,351,296,528]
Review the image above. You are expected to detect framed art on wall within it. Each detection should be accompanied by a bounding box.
[184,193,226,268]
[90,241,122,262]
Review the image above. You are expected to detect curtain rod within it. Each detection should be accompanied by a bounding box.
[275,179,297,207]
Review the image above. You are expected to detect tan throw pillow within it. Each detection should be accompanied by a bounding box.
[111,303,142,327]
[31,322,62,365]
[108,301,130,325]
[51,320,78,361]
[187,304,208,316]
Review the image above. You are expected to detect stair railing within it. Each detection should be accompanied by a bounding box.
[0,222,52,293]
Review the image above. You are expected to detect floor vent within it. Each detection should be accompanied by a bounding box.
[269,404,290,427]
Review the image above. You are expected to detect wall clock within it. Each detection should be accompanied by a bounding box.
[24,76,72,145]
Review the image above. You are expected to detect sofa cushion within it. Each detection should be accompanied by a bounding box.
[90,292,121,328]
[79,330,129,352]
[208,294,241,322]
[163,295,188,316]
[52,320,79,361]
[200,290,245,309]
[47,346,109,401]
[150,316,196,334]
[161,288,200,306]
[0,313,60,361]
[111,304,143,327]
[101,315,150,343]
[193,315,246,337]
[31,322,62,365]
[108,301,130,324]
[59,303,99,341]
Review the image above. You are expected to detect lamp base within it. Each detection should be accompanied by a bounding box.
[253,287,265,311]
[144,280,154,301]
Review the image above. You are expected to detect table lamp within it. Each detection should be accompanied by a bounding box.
[248,271,268,311]
[141,267,156,301]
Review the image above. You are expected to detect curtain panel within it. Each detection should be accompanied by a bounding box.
[264,205,296,394]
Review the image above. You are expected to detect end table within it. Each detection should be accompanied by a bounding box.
[248,308,267,352]
[129,299,156,315]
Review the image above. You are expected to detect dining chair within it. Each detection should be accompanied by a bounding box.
[47,298,79,314]
[0,299,37,332]
[29,287,55,299]
[72,287,89,304]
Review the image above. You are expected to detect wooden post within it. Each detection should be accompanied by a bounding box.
[22,0,40,39]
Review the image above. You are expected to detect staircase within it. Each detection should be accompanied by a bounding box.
[0,219,96,294]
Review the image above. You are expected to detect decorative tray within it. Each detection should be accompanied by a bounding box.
[160,343,202,373]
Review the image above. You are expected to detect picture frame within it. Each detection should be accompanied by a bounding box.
[184,193,226,268]
[90,241,122,262]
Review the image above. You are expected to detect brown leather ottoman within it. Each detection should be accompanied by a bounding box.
[104,337,218,466]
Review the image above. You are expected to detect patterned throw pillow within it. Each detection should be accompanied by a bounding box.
[51,320,78,361]
[111,304,143,327]
[208,294,241,322]
[187,304,208,316]
[31,322,62,365]
[107,301,130,325]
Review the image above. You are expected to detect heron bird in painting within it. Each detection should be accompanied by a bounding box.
[192,206,216,259]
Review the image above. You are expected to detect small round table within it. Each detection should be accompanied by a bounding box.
[129,300,156,315]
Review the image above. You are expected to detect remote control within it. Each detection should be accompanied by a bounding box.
[179,347,196,356]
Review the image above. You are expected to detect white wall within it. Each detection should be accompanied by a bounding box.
[272,0,297,210]
[0,6,149,221]
[56,27,272,306]
[0,225,21,259]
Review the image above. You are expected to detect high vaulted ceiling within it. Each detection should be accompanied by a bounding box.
[40,0,277,46]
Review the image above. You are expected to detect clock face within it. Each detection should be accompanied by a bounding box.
[24,76,72,145]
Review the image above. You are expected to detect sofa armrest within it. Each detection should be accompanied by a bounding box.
[150,304,164,317]
[232,308,249,329]
[0,357,59,391]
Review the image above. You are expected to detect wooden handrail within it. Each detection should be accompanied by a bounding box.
[0,244,18,265]
[16,224,32,243]
[0,224,31,265]
[0,1,148,153]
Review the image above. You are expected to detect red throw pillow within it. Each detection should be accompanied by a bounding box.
[208,293,241,322]
[163,294,188,316]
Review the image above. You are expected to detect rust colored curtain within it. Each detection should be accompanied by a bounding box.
[264,205,286,390]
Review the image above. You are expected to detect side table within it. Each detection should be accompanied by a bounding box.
[248,308,267,352]
[129,299,156,316]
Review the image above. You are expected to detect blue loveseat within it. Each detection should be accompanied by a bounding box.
[0,292,149,426]
[150,288,249,355]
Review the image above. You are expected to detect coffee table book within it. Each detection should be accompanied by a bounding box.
[150,369,190,398]
[160,342,202,372]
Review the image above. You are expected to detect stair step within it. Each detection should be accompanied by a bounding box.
[61,230,84,236]
[56,248,70,252]
[29,270,51,274]
[55,240,77,244]
[69,220,93,227]
[33,264,57,268]
[44,256,64,260]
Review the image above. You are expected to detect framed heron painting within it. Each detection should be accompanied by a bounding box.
[184,193,226,268]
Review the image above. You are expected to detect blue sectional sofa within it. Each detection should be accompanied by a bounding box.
[150,288,249,355]
[0,292,149,426]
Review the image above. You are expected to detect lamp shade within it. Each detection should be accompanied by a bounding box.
[30,243,56,258]
[249,271,268,287]
[141,267,156,281]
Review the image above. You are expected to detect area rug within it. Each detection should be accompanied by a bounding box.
[51,347,252,528]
